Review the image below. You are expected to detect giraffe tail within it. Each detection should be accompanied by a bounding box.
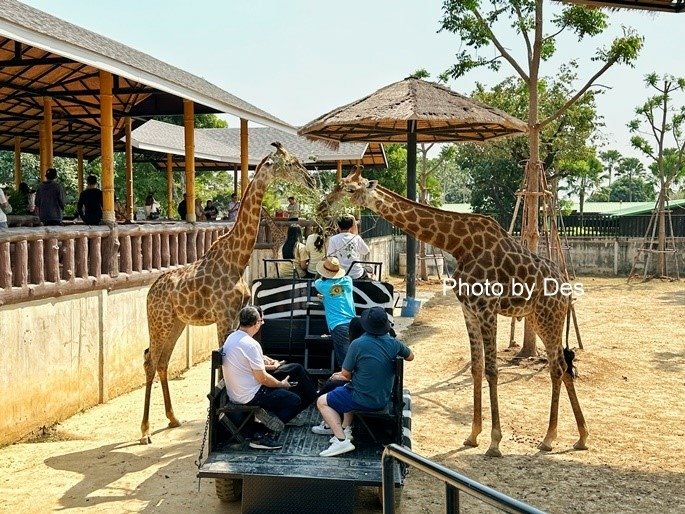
[563,304,577,378]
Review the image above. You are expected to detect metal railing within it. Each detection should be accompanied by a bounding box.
[381,444,545,514]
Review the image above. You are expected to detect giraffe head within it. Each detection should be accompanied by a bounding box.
[334,164,378,207]
[256,142,315,188]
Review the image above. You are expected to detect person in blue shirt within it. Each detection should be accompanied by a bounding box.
[314,256,356,368]
[314,306,414,457]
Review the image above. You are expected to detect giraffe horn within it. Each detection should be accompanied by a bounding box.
[351,164,363,178]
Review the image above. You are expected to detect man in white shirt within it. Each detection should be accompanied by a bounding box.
[327,214,370,279]
[222,306,315,449]
[0,187,12,229]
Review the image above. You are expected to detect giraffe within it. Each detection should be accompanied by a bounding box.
[324,166,588,457]
[140,143,314,444]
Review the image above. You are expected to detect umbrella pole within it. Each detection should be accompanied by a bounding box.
[406,122,417,299]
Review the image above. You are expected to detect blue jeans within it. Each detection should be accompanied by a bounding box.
[331,323,351,368]
[247,386,301,424]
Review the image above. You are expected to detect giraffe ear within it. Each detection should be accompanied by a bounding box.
[366,180,378,190]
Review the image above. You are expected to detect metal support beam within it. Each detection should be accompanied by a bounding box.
[406,121,417,299]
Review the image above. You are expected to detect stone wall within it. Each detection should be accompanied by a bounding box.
[0,237,397,445]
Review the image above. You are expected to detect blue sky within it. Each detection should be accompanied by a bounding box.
[19,0,684,161]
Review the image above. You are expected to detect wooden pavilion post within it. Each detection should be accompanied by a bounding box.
[336,160,343,182]
[183,99,196,222]
[76,146,84,192]
[166,154,174,219]
[125,117,134,220]
[38,122,46,181]
[233,164,238,194]
[240,118,249,196]
[100,71,115,224]
[13,138,21,190]
[42,97,53,180]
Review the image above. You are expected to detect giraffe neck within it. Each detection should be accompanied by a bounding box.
[207,173,271,268]
[364,185,504,256]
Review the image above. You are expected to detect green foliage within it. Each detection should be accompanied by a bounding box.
[629,73,685,195]
[153,113,228,129]
[599,149,622,186]
[606,175,655,202]
[558,153,603,213]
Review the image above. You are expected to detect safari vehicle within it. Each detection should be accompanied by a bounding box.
[197,269,412,513]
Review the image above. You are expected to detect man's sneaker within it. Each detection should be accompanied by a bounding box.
[319,438,355,457]
[249,434,283,450]
[311,421,334,435]
[329,426,354,443]
[254,409,285,432]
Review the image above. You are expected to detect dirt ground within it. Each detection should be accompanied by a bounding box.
[1,277,684,513]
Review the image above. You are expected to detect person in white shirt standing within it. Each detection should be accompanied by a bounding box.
[326,214,370,279]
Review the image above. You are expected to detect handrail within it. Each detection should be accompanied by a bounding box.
[381,444,545,514]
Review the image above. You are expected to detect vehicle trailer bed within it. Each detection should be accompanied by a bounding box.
[198,349,411,513]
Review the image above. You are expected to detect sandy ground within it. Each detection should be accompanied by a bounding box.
[1,277,684,513]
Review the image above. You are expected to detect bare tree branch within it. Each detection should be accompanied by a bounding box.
[512,3,532,65]
[472,8,529,82]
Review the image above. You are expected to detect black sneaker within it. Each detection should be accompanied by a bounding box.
[249,434,283,450]
[254,409,285,432]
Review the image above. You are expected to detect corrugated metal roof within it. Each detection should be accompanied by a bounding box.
[129,120,387,170]
[0,0,293,132]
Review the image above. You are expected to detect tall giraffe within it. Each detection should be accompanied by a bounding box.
[140,143,314,444]
[324,166,588,457]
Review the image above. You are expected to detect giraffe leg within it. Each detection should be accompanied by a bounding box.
[461,306,483,448]
[562,373,589,450]
[140,317,185,443]
[480,312,502,457]
[538,371,562,452]
[140,348,155,445]
[537,324,565,452]
[158,365,181,428]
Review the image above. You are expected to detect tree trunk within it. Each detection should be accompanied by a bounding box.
[657,187,667,276]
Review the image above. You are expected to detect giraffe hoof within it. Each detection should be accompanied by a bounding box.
[485,447,502,458]
[463,437,478,448]
[537,441,553,452]
[168,419,181,428]
[140,435,152,445]
[573,440,588,451]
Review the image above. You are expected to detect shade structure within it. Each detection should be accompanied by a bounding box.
[555,0,684,13]
[299,77,527,298]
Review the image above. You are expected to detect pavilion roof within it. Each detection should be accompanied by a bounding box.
[0,0,293,159]
[555,0,684,12]
[129,120,387,171]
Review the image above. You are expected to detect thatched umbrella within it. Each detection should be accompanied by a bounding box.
[555,0,684,13]
[299,77,527,299]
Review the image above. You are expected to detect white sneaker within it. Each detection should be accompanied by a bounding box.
[319,438,355,457]
[311,421,333,435]
[329,426,353,443]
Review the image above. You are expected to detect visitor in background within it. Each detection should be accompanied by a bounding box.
[227,193,240,222]
[305,225,326,278]
[204,199,218,221]
[178,194,187,221]
[0,185,11,229]
[144,192,160,220]
[286,196,300,220]
[327,214,370,279]
[278,224,308,278]
[194,198,205,221]
[114,196,127,222]
[76,175,103,225]
[35,167,65,226]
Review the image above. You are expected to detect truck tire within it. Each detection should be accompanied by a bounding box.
[215,478,242,502]
[377,485,402,511]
